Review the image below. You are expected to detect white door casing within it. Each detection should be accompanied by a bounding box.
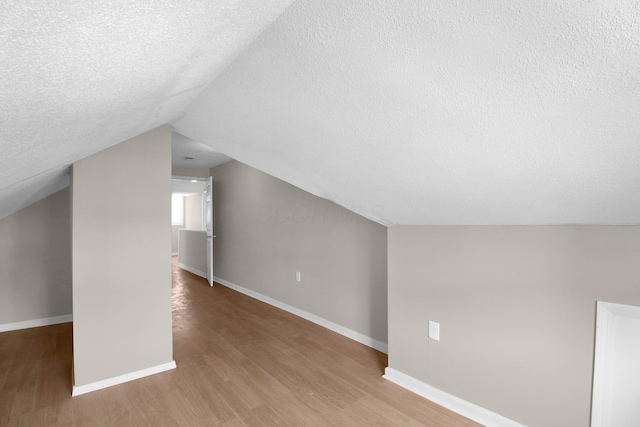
[204,176,213,287]
[591,301,640,427]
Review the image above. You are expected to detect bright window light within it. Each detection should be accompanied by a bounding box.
[171,194,184,225]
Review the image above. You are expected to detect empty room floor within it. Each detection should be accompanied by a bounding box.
[0,258,480,426]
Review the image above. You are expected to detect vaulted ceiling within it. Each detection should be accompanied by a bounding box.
[0,0,294,220]
[2,0,640,224]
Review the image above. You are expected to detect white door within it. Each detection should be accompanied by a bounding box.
[204,176,213,286]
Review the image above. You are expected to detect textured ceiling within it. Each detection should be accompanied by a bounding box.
[3,0,640,225]
[172,132,231,170]
[174,0,640,225]
[0,0,294,220]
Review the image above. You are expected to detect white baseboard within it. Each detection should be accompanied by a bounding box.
[0,314,73,333]
[72,361,177,397]
[212,275,388,354]
[177,262,207,279]
[383,368,525,427]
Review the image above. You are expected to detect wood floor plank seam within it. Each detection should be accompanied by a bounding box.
[0,257,481,426]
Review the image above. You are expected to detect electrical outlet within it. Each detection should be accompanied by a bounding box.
[296,271,301,282]
[429,320,440,341]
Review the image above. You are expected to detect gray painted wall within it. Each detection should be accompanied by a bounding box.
[0,188,72,325]
[178,229,207,277]
[72,126,174,387]
[172,166,210,178]
[388,225,640,427]
[210,160,388,344]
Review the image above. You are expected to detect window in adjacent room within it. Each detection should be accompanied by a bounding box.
[171,194,184,226]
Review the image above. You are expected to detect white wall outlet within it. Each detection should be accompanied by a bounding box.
[296,271,301,282]
[429,320,440,341]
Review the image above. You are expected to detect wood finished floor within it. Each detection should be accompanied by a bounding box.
[0,257,481,426]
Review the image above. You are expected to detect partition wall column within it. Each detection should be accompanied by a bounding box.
[71,125,174,394]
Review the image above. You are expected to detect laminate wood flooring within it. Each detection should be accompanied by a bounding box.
[0,257,481,426]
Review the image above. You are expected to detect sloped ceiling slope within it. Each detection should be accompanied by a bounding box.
[0,0,295,220]
[172,132,231,170]
[174,0,640,225]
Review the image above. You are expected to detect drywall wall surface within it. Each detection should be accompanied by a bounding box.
[387,225,640,427]
[210,160,388,343]
[178,229,207,277]
[171,225,181,254]
[72,125,173,387]
[185,193,203,230]
[172,166,210,178]
[0,188,71,325]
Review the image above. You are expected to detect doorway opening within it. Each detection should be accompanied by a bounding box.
[171,176,213,286]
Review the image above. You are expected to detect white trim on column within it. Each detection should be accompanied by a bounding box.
[72,361,177,397]
[212,275,388,354]
[383,368,526,427]
[177,262,207,279]
[0,314,72,333]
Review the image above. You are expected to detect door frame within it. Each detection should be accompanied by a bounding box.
[204,176,213,287]
[591,301,640,426]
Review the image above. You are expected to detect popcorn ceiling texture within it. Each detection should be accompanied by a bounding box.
[171,132,231,170]
[0,0,294,219]
[174,0,640,225]
[2,0,640,224]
